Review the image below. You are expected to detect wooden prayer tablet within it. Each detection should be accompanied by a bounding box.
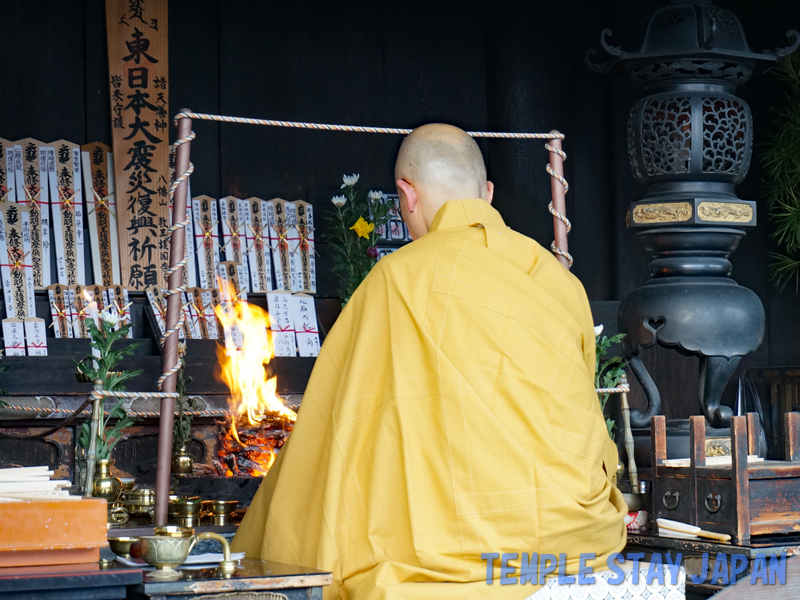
[81,142,120,287]
[219,196,251,293]
[48,140,85,286]
[17,138,51,289]
[192,195,221,289]
[244,197,274,292]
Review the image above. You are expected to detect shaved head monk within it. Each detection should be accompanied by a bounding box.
[233,123,628,600]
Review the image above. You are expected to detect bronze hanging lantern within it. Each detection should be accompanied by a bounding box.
[587,1,799,428]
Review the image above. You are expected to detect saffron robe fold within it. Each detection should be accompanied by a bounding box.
[232,199,627,600]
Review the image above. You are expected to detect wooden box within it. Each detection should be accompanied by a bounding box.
[651,413,800,542]
[0,498,108,567]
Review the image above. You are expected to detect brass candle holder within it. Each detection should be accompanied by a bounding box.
[201,500,239,526]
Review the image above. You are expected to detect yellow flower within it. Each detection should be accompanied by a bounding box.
[350,216,375,239]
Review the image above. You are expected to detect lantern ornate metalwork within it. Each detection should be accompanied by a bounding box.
[587,0,799,428]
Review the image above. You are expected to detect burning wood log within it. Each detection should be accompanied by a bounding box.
[214,416,293,477]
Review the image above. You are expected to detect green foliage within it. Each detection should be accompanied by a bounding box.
[328,177,394,305]
[763,53,800,290]
[173,353,197,448]
[75,317,143,460]
[596,331,628,440]
[0,363,8,400]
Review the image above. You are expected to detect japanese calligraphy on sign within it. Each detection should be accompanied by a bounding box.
[106,0,169,290]
[82,142,121,286]
[16,138,51,288]
[49,140,86,285]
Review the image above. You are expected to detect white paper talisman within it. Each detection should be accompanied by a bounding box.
[192,195,220,289]
[291,293,320,357]
[2,319,25,356]
[24,319,47,356]
[266,290,296,357]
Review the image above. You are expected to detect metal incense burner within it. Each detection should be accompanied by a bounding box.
[587,0,799,428]
[140,527,236,578]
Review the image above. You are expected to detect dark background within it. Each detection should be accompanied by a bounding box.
[1,0,798,419]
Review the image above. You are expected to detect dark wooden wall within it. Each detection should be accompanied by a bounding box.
[1,0,799,420]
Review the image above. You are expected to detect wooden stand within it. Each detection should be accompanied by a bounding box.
[651,413,800,542]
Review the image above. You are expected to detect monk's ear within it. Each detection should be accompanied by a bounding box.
[486,181,495,205]
[396,179,417,213]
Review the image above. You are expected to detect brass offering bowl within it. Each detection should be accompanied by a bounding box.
[139,531,236,578]
[108,536,138,559]
[168,497,203,526]
[122,488,156,515]
[120,478,135,492]
[201,500,239,526]
[622,493,643,512]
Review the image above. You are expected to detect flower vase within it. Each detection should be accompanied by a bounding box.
[171,443,194,475]
[92,459,122,502]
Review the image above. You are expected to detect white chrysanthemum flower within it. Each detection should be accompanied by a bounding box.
[99,309,120,327]
[331,195,347,207]
[368,190,383,201]
[594,324,604,336]
[341,173,360,188]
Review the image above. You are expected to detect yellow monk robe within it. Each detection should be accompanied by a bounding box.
[233,198,627,599]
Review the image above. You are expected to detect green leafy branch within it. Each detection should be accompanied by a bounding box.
[75,317,143,460]
[173,351,197,448]
[763,53,800,290]
[596,331,627,440]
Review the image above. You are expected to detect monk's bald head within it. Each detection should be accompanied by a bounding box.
[395,124,487,199]
[395,124,493,239]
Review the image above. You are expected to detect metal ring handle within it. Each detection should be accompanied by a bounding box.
[663,491,680,510]
[705,493,721,513]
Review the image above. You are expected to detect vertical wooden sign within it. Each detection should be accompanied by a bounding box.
[244,197,273,292]
[0,139,13,202]
[49,140,86,285]
[106,0,169,291]
[192,195,220,289]
[294,200,316,293]
[219,196,250,292]
[17,139,51,289]
[82,142,121,286]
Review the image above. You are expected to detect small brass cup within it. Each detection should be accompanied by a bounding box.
[109,536,138,559]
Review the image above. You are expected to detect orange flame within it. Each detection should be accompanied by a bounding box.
[214,280,296,473]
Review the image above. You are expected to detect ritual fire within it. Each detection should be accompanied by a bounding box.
[213,285,297,477]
